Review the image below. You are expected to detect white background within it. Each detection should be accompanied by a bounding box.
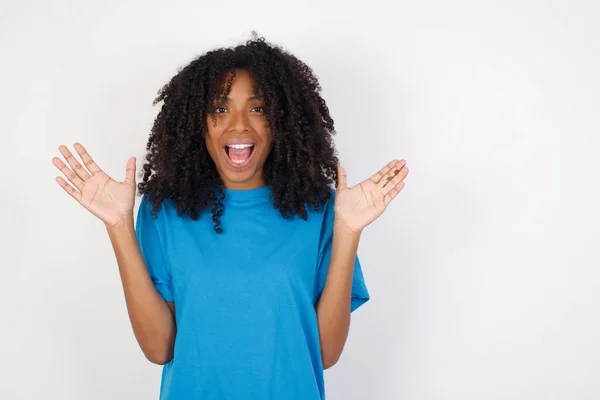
[1,0,599,399]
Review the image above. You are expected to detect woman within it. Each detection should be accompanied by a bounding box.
[52,35,409,399]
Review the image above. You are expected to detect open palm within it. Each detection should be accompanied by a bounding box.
[334,159,409,234]
[52,143,137,227]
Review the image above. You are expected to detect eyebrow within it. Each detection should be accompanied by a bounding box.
[216,95,264,102]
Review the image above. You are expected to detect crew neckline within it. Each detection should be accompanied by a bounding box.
[222,185,272,201]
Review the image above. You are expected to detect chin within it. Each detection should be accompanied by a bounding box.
[219,165,265,189]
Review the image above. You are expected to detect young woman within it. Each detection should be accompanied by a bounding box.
[52,36,409,399]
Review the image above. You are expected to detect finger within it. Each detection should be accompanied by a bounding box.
[337,165,348,190]
[55,176,82,203]
[73,142,103,175]
[383,181,405,207]
[58,145,91,181]
[124,157,136,188]
[381,169,406,197]
[380,164,409,190]
[368,159,403,184]
[52,156,85,191]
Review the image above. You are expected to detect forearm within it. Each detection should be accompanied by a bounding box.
[106,217,176,364]
[315,220,361,369]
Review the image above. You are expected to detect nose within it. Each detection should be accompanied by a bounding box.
[227,110,250,133]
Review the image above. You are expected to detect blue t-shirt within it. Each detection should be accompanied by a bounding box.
[135,185,369,399]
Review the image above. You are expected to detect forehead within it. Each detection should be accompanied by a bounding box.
[215,68,262,97]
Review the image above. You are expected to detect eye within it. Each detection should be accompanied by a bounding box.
[212,107,227,114]
[251,106,265,113]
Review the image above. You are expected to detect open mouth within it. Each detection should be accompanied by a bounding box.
[224,143,256,169]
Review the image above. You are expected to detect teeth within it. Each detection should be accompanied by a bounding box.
[232,159,247,164]
[227,144,253,149]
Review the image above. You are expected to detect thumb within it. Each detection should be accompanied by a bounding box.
[124,157,136,188]
[337,165,348,191]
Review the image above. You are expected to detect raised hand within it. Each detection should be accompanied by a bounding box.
[334,159,409,234]
[52,143,137,227]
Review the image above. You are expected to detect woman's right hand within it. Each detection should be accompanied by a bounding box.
[52,143,137,228]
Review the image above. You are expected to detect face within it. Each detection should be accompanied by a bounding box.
[205,68,272,190]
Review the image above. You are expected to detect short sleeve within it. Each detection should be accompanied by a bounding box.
[135,195,174,303]
[313,190,370,312]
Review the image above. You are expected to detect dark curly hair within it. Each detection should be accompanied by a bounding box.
[137,33,339,233]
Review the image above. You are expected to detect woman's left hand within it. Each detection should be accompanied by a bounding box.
[334,159,409,234]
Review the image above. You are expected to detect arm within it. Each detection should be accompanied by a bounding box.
[51,144,176,365]
[315,221,360,369]
[316,160,408,369]
[107,217,176,365]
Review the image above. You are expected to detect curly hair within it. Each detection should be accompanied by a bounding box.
[137,34,339,233]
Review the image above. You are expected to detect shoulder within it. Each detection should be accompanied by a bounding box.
[138,193,178,221]
[321,186,336,217]
[305,186,336,228]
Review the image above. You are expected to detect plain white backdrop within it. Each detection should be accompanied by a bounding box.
[1,0,599,399]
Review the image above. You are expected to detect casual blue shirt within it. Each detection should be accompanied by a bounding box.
[135,185,369,399]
